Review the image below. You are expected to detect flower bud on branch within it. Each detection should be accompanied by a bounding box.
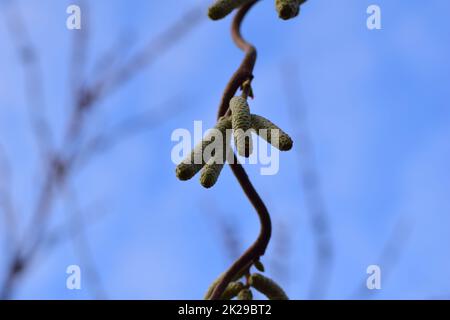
[253,260,265,272]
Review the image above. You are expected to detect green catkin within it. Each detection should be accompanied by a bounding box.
[176,139,211,181]
[250,114,293,151]
[176,116,231,181]
[200,157,225,188]
[221,282,245,300]
[275,0,307,20]
[249,273,289,300]
[230,96,253,157]
[237,288,253,300]
[204,266,250,300]
[200,116,232,188]
[204,273,224,300]
[208,0,254,20]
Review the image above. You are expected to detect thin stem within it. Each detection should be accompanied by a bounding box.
[209,0,272,300]
[217,0,257,119]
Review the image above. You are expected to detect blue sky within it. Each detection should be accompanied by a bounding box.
[0,0,449,299]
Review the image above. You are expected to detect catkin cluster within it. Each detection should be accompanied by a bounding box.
[176,116,232,189]
[176,95,293,189]
[230,95,293,158]
[183,0,305,302]
[204,261,289,300]
[208,0,308,21]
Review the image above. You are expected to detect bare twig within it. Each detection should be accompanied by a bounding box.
[281,62,334,299]
[210,155,272,300]
[209,1,272,300]
[217,1,256,119]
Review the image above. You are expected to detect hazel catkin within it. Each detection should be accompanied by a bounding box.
[204,273,224,300]
[230,96,253,157]
[221,282,245,300]
[249,273,288,300]
[250,114,293,151]
[237,288,253,300]
[200,116,232,188]
[208,0,254,20]
[275,0,307,20]
[200,156,225,188]
[176,116,231,181]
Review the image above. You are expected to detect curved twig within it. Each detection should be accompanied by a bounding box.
[217,1,257,119]
[209,0,272,300]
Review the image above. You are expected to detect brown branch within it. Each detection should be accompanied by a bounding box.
[217,1,257,119]
[209,0,272,300]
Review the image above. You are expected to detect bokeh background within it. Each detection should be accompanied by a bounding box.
[0,0,449,299]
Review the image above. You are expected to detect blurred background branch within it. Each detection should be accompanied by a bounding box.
[0,1,204,299]
[281,61,334,299]
[0,144,18,247]
[63,186,107,299]
[3,0,53,162]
